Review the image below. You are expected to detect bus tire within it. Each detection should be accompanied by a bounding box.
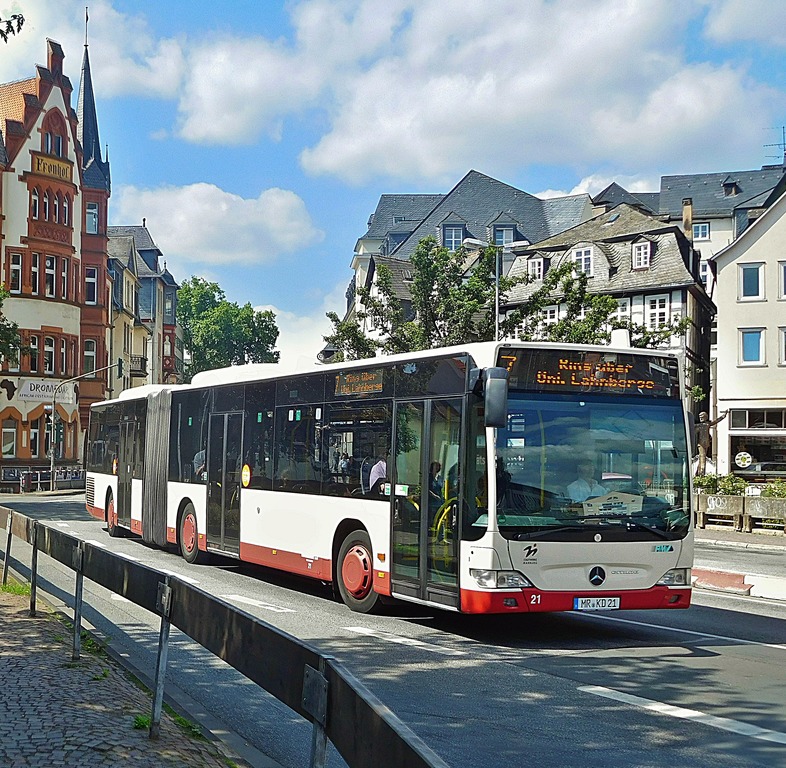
[106,493,124,538]
[179,503,204,564]
[336,530,379,613]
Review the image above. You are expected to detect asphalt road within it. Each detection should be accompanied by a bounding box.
[3,494,786,768]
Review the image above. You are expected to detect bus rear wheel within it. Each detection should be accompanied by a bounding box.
[179,503,204,564]
[337,530,379,613]
[106,494,124,538]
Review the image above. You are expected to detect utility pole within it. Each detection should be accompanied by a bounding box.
[50,359,123,491]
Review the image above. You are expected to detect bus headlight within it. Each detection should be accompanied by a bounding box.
[657,568,690,586]
[470,569,533,589]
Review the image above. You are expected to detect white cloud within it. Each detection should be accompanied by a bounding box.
[702,0,786,47]
[537,173,662,200]
[111,182,324,274]
[257,280,345,368]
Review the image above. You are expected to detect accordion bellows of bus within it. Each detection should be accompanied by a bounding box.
[86,340,694,615]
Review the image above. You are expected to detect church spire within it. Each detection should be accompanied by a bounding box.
[77,8,110,192]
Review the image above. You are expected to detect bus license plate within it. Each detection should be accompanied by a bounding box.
[573,596,620,611]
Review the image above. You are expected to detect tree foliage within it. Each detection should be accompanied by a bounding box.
[177,277,279,381]
[324,236,690,360]
[0,289,21,365]
[0,14,24,43]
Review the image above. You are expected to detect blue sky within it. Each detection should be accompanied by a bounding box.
[2,0,786,364]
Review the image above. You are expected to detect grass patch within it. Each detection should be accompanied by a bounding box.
[165,705,205,740]
[93,668,109,680]
[133,714,150,730]
[1,579,31,596]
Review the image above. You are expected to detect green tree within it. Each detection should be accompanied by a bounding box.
[177,277,279,380]
[0,14,23,43]
[0,289,21,365]
[324,236,690,360]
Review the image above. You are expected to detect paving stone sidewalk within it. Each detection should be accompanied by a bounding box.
[0,586,246,768]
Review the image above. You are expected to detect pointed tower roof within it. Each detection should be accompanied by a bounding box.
[77,39,110,192]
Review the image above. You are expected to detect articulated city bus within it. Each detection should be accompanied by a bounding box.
[85,340,694,614]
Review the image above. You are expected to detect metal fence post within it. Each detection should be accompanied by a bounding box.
[29,521,38,617]
[72,542,84,661]
[149,576,172,740]
[2,510,12,585]
[303,656,331,768]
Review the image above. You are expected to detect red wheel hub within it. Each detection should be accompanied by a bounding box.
[182,514,197,553]
[342,545,372,598]
[108,499,116,527]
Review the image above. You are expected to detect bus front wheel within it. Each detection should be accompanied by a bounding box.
[336,530,379,613]
[179,503,204,564]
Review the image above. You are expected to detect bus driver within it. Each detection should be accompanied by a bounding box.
[567,460,607,503]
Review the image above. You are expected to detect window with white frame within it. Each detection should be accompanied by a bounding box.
[85,266,98,304]
[739,328,764,365]
[2,419,16,458]
[739,263,764,300]
[31,188,39,220]
[43,336,54,374]
[632,241,651,269]
[494,227,514,247]
[61,258,68,300]
[443,226,463,251]
[45,256,55,297]
[86,202,99,234]
[542,305,558,325]
[647,295,669,329]
[614,298,630,321]
[53,194,59,224]
[84,339,96,376]
[28,335,38,373]
[779,261,786,299]
[573,247,593,276]
[700,260,709,287]
[63,195,70,227]
[527,258,543,280]
[9,253,22,294]
[60,339,67,375]
[693,222,710,241]
[43,192,50,221]
[31,253,39,295]
[30,420,40,458]
[780,328,786,366]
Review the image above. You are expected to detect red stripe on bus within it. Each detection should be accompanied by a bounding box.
[239,542,332,580]
[459,587,692,614]
[86,504,104,521]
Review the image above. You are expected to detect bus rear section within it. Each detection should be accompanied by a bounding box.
[457,344,693,614]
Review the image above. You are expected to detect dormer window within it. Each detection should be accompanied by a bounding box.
[632,241,651,269]
[494,227,514,247]
[527,258,543,280]
[723,180,739,197]
[573,247,593,277]
[443,225,464,251]
[402,269,414,283]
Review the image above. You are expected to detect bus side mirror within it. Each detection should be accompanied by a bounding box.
[483,367,509,428]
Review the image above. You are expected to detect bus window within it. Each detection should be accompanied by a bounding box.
[244,383,274,490]
[274,404,324,494]
[169,390,209,483]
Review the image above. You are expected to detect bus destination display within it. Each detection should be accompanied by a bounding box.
[335,369,384,396]
[499,348,678,398]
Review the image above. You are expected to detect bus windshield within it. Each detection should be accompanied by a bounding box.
[492,393,690,541]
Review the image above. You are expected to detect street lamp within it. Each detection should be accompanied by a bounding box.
[462,237,529,341]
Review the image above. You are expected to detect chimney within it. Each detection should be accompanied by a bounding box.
[47,39,65,79]
[682,198,693,242]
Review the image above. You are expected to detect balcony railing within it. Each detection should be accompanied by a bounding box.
[129,355,147,377]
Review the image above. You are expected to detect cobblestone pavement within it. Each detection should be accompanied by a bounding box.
[0,586,247,767]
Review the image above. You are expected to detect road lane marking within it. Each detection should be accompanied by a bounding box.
[579,685,786,745]
[158,568,200,585]
[84,540,107,548]
[55,522,70,527]
[577,614,786,652]
[111,594,131,603]
[345,626,467,656]
[220,595,295,613]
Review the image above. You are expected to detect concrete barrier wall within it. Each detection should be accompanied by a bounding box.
[694,493,786,533]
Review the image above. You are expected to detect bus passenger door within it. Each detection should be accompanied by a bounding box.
[116,420,135,528]
[206,412,243,555]
[391,399,461,608]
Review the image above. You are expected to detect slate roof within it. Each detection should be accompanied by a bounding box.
[506,204,697,304]
[77,46,110,192]
[659,167,786,218]
[592,182,659,214]
[388,170,591,260]
[108,225,158,252]
[362,194,444,240]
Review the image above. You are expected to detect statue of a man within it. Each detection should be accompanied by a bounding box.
[695,410,728,476]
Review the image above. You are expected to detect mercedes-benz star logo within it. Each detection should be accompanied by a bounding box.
[588,566,606,586]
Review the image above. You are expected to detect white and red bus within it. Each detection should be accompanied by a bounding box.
[85,340,694,614]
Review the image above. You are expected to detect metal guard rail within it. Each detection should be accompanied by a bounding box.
[0,506,448,768]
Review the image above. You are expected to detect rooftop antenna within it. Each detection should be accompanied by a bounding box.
[764,126,786,166]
